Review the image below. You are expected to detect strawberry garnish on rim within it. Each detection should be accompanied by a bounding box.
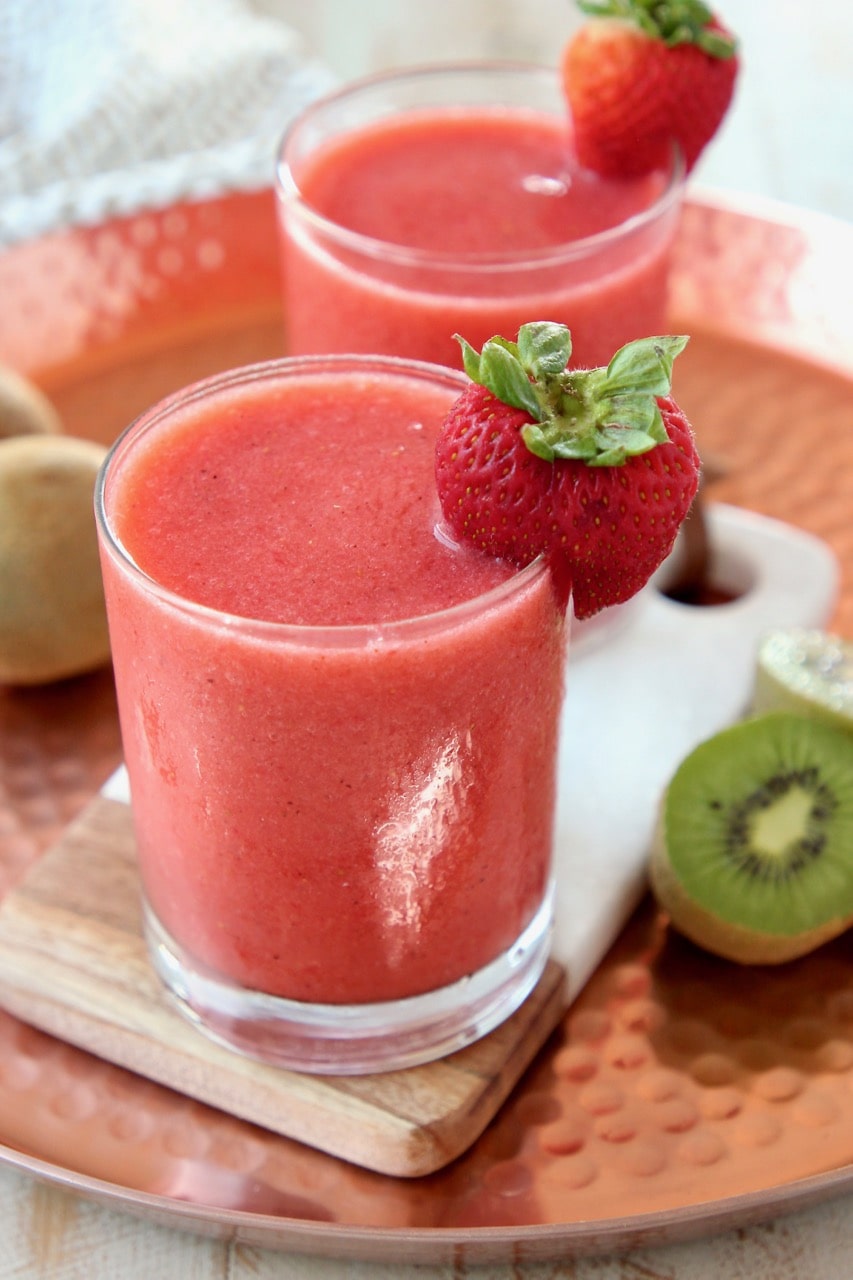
[562,0,739,177]
[434,322,701,620]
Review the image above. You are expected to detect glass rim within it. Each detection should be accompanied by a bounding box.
[95,352,552,648]
[275,60,686,275]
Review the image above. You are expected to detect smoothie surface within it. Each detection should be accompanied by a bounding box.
[109,369,513,626]
[296,106,669,255]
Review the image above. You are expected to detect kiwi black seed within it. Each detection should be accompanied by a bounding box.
[649,711,853,964]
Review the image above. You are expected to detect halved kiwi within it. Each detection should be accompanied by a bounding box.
[650,712,853,964]
[753,628,852,733]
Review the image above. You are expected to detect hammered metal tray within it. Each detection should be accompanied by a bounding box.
[0,189,851,1266]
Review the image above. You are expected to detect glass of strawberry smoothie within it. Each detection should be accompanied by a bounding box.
[275,63,685,371]
[95,354,568,1074]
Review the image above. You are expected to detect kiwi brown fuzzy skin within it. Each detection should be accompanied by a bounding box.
[0,434,110,685]
[649,712,853,965]
[650,826,852,964]
[0,365,63,439]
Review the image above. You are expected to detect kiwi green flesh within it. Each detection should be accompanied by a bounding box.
[753,629,853,732]
[651,712,853,962]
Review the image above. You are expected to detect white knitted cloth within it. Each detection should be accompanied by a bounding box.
[0,0,335,245]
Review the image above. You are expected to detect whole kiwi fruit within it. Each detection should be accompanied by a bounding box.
[0,434,111,685]
[650,711,853,964]
[0,364,62,439]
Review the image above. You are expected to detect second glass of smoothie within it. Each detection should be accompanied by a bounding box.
[95,355,568,1074]
[275,63,685,370]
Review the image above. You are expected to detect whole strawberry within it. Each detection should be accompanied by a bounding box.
[562,0,739,177]
[434,323,700,620]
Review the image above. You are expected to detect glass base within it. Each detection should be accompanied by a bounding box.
[143,884,554,1075]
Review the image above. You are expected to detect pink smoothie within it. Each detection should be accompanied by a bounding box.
[99,361,566,1005]
[278,98,682,369]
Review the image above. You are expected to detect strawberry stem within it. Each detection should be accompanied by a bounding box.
[454,324,689,468]
[577,0,737,57]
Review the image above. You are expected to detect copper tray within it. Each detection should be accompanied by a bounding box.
[0,189,851,1266]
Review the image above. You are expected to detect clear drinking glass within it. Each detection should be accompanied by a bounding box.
[275,63,685,370]
[95,354,568,1074]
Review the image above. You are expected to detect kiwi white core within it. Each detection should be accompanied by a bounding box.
[749,786,816,863]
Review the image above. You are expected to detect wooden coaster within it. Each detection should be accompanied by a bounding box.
[0,795,566,1177]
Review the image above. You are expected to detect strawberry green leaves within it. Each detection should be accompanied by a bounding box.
[592,333,688,463]
[454,324,688,468]
[517,321,574,380]
[457,334,542,421]
[577,0,738,57]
